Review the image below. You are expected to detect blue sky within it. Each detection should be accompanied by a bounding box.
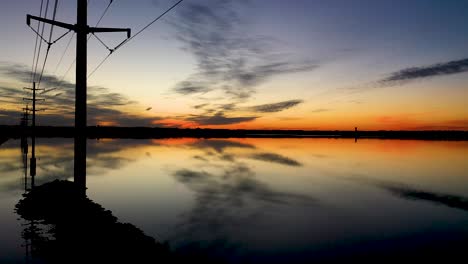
[0,0,467,129]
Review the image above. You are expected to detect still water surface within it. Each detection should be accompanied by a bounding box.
[1,138,467,263]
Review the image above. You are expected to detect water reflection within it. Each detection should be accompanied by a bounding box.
[373,180,468,212]
[15,180,170,263]
[14,135,177,263]
[0,138,467,263]
[249,152,302,166]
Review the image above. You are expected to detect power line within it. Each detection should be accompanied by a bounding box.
[88,0,184,78]
[128,0,183,44]
[53,32,75,74]
[45,0,114,94]
[32,0,50,83]
[95,0,113,27]
[48,0,59,42]
[42,57,75,95]
[87,0,114,41]
[30,0,45,84]
[37,0,60,89]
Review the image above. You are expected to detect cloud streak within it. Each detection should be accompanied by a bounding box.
[0,62,162,126]
[248,100,303,113]
[186,112,257,126]
[379,183,468,212]
[250,153,302,167]
[380,58,468,85]
[170,1,317,100]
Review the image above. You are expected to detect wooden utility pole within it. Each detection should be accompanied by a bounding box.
[27,1,130,192]
[23,82,43,190]
[27,0,131,131]
[23,82,44,129]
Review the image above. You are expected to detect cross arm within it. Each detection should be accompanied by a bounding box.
[89,27,131,38]
[27,15,75,31]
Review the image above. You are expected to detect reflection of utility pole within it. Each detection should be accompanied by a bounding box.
[21,136,29,191]
[30,137,36,189]
[23,82,42,189]
[27,0,131,130]
[74,136,87,196]
[20,136,34,264]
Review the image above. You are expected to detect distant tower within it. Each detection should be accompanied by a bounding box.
[354,127,358,143]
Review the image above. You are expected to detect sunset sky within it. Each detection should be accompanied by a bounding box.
[0,0,467,130]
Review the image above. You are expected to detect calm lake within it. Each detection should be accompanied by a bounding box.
[1,137,467,263]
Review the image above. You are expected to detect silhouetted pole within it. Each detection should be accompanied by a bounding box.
[354,127,358,143]
[23,82,44,130]
[30,136,36,189]
[27,1,131,131]
[76,0,87,131]
[21,136,29,191]
[27,1,130,191]
[32,82,36,128]
[74,136,87,195]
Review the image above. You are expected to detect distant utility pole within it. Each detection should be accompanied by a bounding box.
[23,82,43,189]
[20,105,31,127]
[27,0,131,131]
[23,82,45,129]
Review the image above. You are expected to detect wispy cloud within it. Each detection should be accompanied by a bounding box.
[380,58,468,85]
[180,99,304,126]
[311,108,330,113]
[0,62,162,126]
[186,112,257,126]
[170,1,317,100]
[248,100,303,113]
[344,57,468,94]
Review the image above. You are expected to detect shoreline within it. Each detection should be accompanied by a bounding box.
[0,126,467,140]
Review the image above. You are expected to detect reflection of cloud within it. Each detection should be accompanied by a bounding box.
[190,139,255,153]
[173,164,315,243]
[186,112,257,126]
[250,153,302,167]
[248,100,303,113]
[0,62,162,126]
[175,166,312,205]
[350,176,468,212]
[172,139,315,252]
[170,1,317,100]
[378,183,468,212]
[0,139,149,193]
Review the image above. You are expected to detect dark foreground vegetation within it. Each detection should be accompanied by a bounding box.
[16,180,228,264]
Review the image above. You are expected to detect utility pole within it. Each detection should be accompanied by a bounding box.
[23,82,43,190]
[27,1,130,192]
[27,0,131,131]
[23,82,44,129]
[20,105,31,127]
